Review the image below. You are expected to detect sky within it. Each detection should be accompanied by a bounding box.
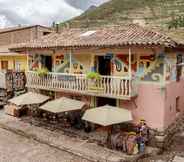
[0,0,109,28]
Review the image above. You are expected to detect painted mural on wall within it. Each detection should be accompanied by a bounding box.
[113,53,166,82]
[29,54,52,71]
[55,54,69,73]
[29,54,40,70]
[137,55,155,78]
[140,54,164,82]
[55,54,85,74]
[27,52,173,84]
[112,54,137,77]
[165,55,177,81]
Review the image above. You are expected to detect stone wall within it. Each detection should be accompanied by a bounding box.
[149,112,184,149]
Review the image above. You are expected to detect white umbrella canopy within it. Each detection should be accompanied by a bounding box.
[39,97,86,114]
[9,92,50,106]
[82,105,132,126]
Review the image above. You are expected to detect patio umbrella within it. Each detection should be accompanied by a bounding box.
[39,97,86,114]
[82,105,132,147]
[8,92,50,106]
[82,105,132,126]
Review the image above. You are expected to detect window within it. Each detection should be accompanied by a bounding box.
[176,96,180,113]
[43,32,51,36]
[15,61,21,71]
[176,54,182,81]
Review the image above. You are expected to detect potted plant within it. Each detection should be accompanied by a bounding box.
[36,67,49,77]
[86,72,101,80]
[86,72,101,91]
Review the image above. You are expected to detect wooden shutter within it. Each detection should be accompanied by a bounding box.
[1,61,8,70]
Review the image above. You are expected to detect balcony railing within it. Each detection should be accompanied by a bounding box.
[26,71,137,99]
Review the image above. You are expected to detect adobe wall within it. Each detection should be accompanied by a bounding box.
[0,55,27,71]
[119,79,184,148]
[119,82,165,130]
[0,28,33,46]
[0,26,52,46]
[164,79,184,128]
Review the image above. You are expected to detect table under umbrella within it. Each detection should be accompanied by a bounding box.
[82,105,132,147]
[39,97,86,113]
[39,97,86,127]
[6,92,50,117]
[9,92,50,106]
[82,105,132,126]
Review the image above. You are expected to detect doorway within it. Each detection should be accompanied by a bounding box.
[97,97,116,107]
[98,56,111,75]
[41,55,52,71]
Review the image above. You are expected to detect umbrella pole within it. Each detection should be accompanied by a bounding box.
[107,126,113,149]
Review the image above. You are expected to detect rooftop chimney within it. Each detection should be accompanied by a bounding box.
[55,23,60,33]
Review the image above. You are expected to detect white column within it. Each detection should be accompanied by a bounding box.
[163,60,167,86]
[52,50,56,72]
[69,49,72,73]
[129,48,132,97]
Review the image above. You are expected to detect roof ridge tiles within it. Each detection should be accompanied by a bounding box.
[9,24,179,49]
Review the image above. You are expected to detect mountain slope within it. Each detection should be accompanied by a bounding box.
[61,0,184,29]
[64,0,109,10]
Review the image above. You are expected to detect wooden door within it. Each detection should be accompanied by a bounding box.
[1,61,8,70]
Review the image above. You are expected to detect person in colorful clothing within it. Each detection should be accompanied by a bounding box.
[126,132,137,155]
[137,119,150,145]
[136,132,145,153]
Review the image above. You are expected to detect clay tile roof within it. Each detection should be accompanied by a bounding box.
[0,45,26,56]
[9,24,178,50]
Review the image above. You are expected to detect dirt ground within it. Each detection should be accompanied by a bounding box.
[0,127,90,162]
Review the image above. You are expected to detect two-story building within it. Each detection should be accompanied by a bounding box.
[0,25,52,72]
[10,24,184,132]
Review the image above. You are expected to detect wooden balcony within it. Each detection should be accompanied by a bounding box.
[26,71,138,100]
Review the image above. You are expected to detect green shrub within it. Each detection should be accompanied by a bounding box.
[86,72,101,80]
[36,68,49,77]
[168,16,184,29]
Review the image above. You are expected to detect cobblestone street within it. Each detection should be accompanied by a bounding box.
[0,127,89,162]
[0,109,183,162]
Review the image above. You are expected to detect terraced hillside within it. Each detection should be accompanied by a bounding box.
[61,0,184,29]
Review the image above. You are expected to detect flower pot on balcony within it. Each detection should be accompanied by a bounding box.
[36,68,49,78]
[86,72,101,92]
[88,79,98,90]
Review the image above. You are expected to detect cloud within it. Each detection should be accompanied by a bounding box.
[0,0,109,28]
[65,0,110,10]
[0,0,83,27]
